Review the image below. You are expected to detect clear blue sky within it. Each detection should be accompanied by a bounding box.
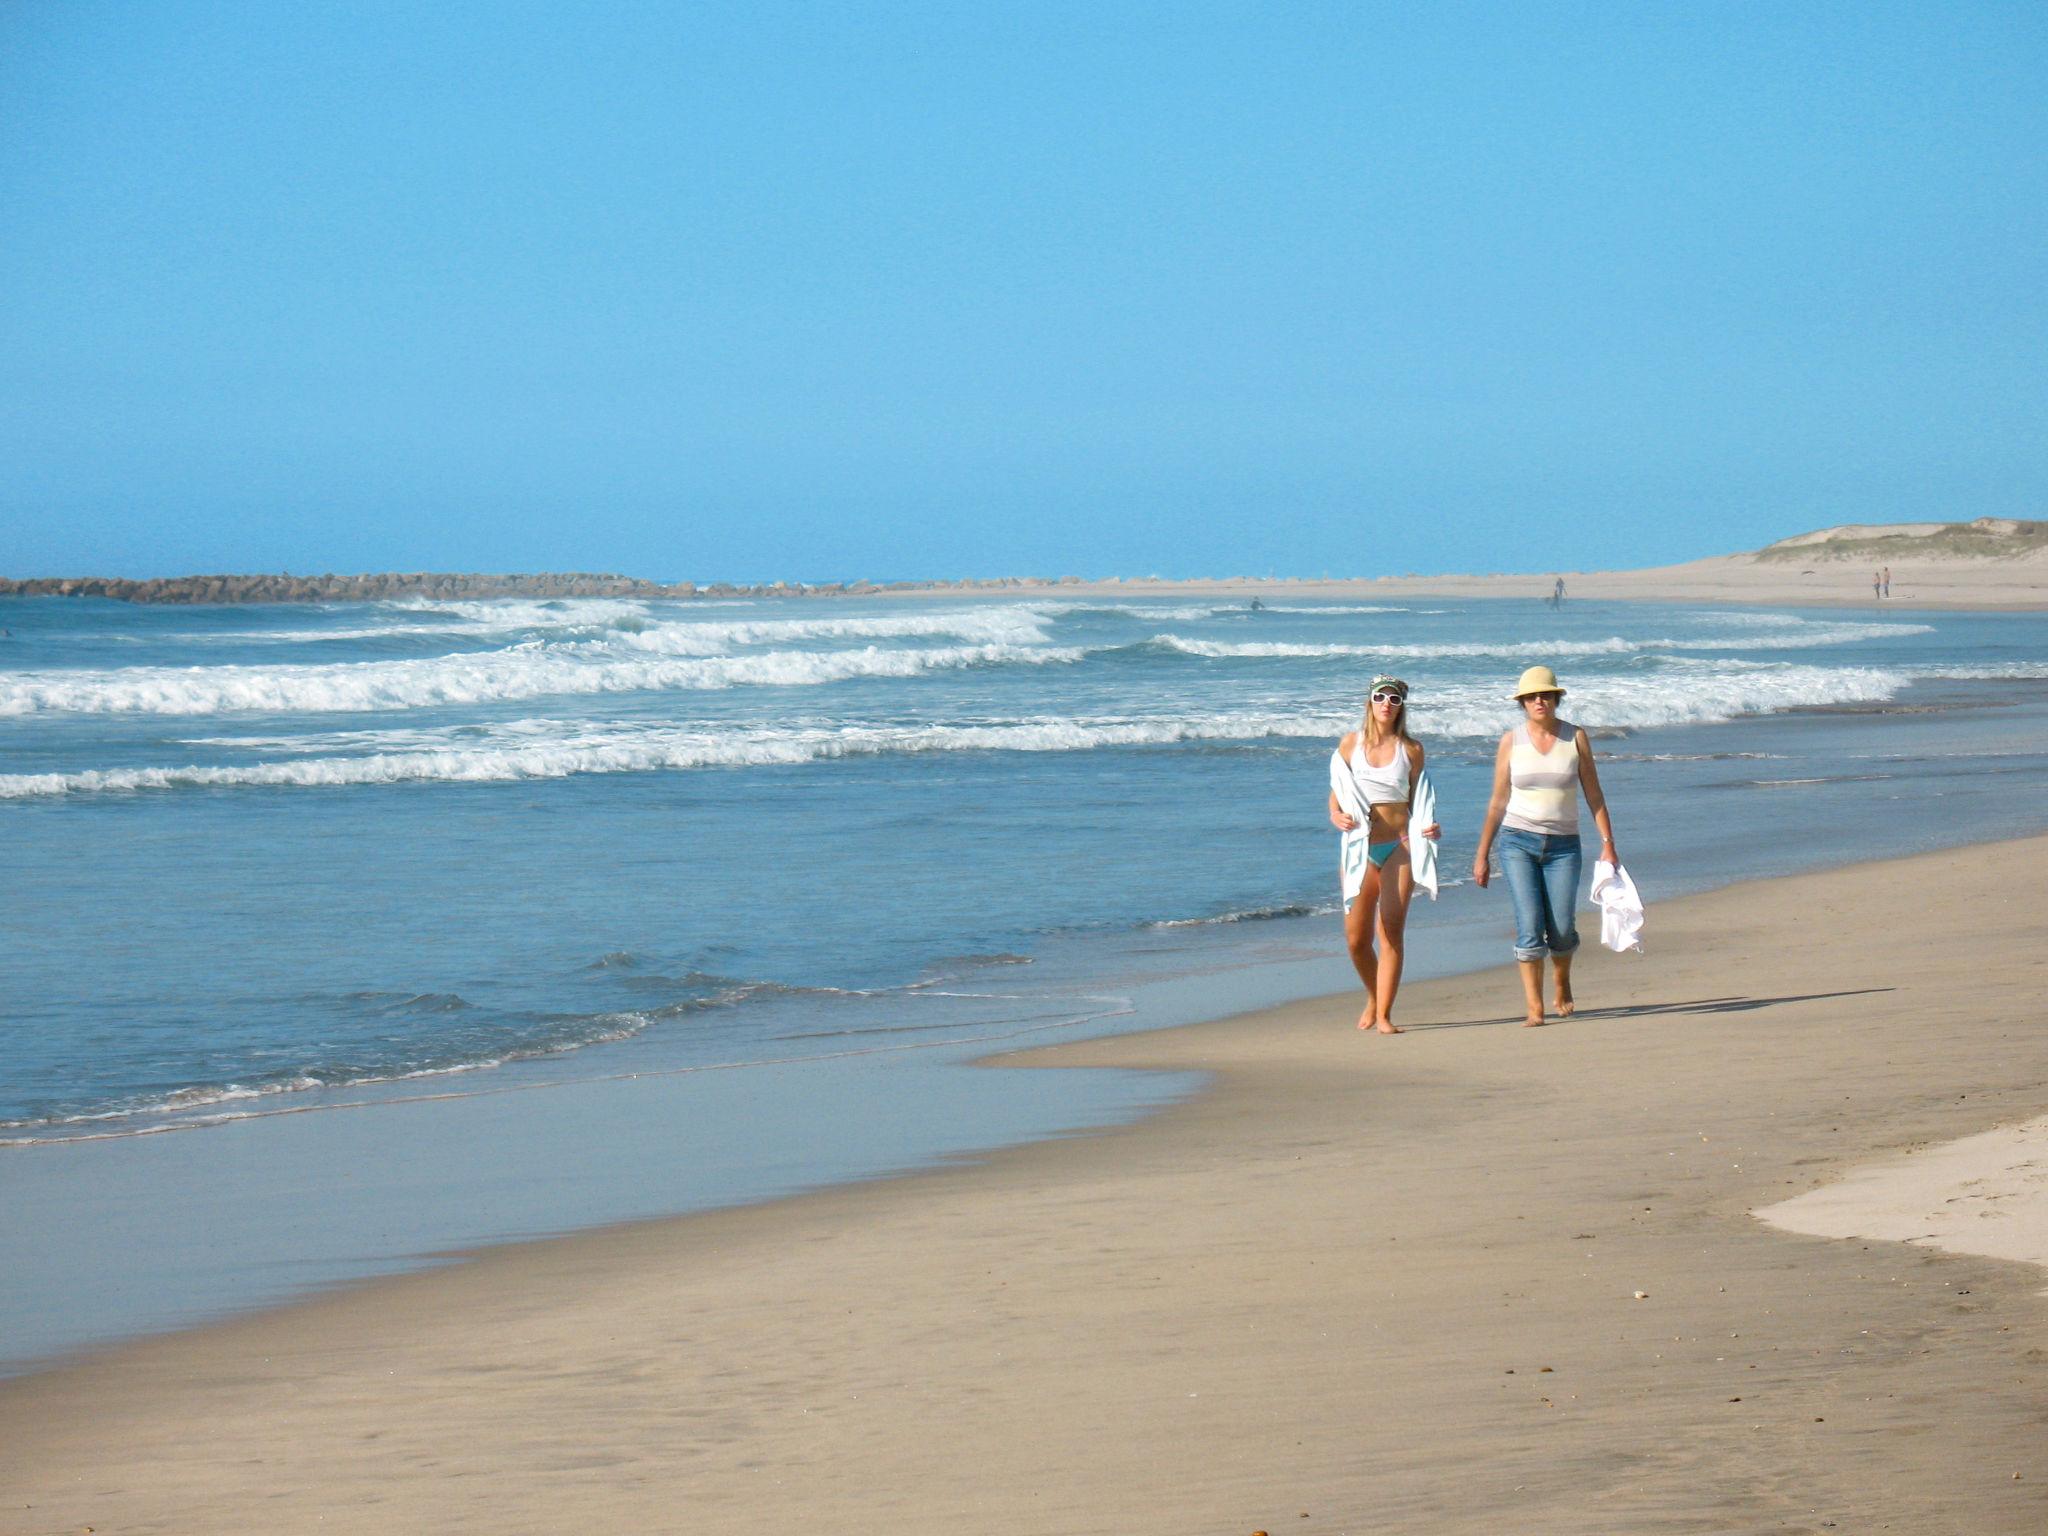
[4,2,2044,581]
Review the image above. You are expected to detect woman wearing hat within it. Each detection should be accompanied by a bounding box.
[1472,666,1620,1026]
[1327,675,1438,1034]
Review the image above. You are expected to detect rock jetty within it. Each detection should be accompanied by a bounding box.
[0,572,1085,605]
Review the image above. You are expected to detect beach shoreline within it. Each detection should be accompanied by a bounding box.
[11,591,2045,1382]
[6,547,2045,613]
[916,552,2048,612]
[6,836,2047,1532]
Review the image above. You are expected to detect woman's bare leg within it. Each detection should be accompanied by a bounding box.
[1344,868,1382,1029]
[1371,855,1414,1033]
[1518,958,1547,1026]
[1551,950,1575,1017]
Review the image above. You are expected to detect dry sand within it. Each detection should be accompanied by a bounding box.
[6,838,2048,1534]
[1761,1115,2048,1290]
[940,549,2048,611]
[1331,550,2048,611]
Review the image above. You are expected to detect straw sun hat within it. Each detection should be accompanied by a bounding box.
[1510,665,1566,699]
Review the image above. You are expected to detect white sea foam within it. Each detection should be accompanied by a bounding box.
[1909,661,2048,680]
[1245,604,1413,615]
[1513,663,1906,735]
[0,662,1910,799]
[1728,620,1935,648]
[1065,603,1239,622]
[192,601,1060,651]
[389,597,660,628]
[1155,635,1640,661]
[1154,620,1930,662]
[604,605,1057,654]
[1352,661,1908,740]
[0,712,1345,797]
[1062,602,1412,620]
[0,639,1085,717]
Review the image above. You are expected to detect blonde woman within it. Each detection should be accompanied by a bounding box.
[1327,676,1439,1034]
[1472,666,1620,1026]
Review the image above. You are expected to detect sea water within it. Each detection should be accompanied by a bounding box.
[4,591,2046,1368]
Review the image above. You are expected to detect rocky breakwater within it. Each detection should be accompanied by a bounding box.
[0,572,1082,605]
[0,572,685,604]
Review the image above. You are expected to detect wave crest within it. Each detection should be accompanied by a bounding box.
[0,663,1911,799]
[0,640,1085,717]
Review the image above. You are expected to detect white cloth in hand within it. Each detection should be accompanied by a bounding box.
[1591,859,1644,953]
[1407,769,1439,901]
[1329,746,1371,914]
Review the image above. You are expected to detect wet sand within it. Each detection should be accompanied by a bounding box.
[5,838,2046,1533]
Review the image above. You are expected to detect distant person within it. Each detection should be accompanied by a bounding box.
[1327,676,1440,1034]
[1873,570,1882,600]
[1472,667,1622,1027]
[1552,576,1567,607]
[1882,566,1891,598]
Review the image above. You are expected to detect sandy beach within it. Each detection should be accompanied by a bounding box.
[935,548,2048,612]
[5,838,2046,1533]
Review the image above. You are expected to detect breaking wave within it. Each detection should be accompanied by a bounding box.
[0,712,1349,797]
[1909,661,2048,681]
[173,601,1062,653]
[0,662,1911,798]
[1152,619,1931,662]
[0,639,1085,717]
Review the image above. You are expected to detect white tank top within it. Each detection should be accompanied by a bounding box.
[1501,721,1581,835]
[1349,737,1411,807]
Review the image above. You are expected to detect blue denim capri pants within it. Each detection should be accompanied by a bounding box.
[1497,829,1583,961]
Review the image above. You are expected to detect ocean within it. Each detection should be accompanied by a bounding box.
[4,590,2047,1370]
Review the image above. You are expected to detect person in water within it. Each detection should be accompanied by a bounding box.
[1327,676,1439,1034]
[1471,666,1621,1027]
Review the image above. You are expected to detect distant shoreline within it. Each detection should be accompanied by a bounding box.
[4,556,2043,611]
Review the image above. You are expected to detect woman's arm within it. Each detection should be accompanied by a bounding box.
[1576,729,1618,862]
[1471,733,1512,886]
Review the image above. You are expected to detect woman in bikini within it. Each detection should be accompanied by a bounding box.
[1327,676,1438,1034]
[1471,665,1621,1026]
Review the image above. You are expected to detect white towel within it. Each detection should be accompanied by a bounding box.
[1408,768,1439,901]
[1591,859,1645,953]
[1329,746,1371,914]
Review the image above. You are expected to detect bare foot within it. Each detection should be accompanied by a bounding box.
[1357,1006,1377,1031]
[1375,1017,1402,1035]
[1523,1010,1547,1027]
[1553,990,1575,1018]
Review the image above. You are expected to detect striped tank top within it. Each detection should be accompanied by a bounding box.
[1501,720,1581,835]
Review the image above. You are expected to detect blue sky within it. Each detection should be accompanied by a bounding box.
[4,2,2044,581]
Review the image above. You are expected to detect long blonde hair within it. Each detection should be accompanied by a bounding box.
[1361,692,1414,752]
